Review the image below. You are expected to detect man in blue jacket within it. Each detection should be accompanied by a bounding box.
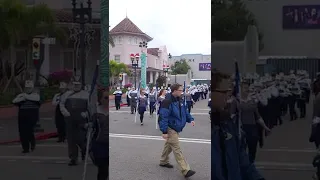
[158,83,196,178]
[212,70,265,180]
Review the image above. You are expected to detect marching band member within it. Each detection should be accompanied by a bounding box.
[113,87,122,110]
[52,82,68,143]
[12,80,40,153]
[59,79,93,166]
[149,87,157,117]
[128,87,138,114]
[138,89,148,125]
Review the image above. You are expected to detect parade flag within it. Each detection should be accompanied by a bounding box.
[234,60,242,139]
[134,81,141,123]
[155,84,158,129]
[183,81,187,106]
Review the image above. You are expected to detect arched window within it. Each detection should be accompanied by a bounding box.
[128,36,132,44]
[134,37,138,44]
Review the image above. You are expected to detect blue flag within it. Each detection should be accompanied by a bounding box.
[234,61,240,100]
[234,61,242,139]
[183,81,187,106]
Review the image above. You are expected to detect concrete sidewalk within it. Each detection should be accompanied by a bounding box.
[0,99,127,120]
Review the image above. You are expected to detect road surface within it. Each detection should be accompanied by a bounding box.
[0,97,316,179]
[256,101,315,180]
[109,99,211,180]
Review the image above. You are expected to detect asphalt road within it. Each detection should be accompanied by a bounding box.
[109,99,211,180]
[0,140,97,180]
[255,100,316,180]
[0,97,316,180]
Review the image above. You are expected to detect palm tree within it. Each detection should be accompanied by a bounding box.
[0,0,67,92]
[109,60,130,86]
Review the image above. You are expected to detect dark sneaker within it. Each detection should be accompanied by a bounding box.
[185,170,196,178]
[68,160,77,166]
[159,163,173,168]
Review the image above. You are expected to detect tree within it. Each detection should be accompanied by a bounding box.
[0,0,67,92]
[212,0,264,51]
[170,59,191,75]
[109,60,130,86]
[156,75,167,87]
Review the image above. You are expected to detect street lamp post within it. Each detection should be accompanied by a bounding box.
[130,53,139,89]
[71,0,92,89]
[166,53,172,87]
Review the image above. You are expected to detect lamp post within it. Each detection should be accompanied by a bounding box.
[71,0,92,89]
[130,53,139,89]
[139,41,148,89]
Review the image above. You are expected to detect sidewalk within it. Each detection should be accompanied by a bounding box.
[0,94,128,120]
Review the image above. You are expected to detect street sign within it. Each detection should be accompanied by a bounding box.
[32,38,40,60]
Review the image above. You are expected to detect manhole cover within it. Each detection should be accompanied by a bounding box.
[113,120,118,122]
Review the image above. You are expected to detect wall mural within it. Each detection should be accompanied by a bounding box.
[283,5,320,29]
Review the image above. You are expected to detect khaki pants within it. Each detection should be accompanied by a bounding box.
[160,128,190,175]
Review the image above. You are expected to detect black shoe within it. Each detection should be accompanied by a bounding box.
[31,146,35,152]
[68,160,77,166]
[141,123,143,126]
[22,150,29,153]
[159,163,174,168]
[185,170,196,178]
[57,139,65,143]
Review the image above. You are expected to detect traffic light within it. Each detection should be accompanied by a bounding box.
[32,38,41,65]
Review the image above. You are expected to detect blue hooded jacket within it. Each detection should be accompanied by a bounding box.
[159,94,194,134]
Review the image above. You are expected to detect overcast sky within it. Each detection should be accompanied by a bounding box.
[109,0,211,56]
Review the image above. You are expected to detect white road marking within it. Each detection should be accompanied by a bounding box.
[41,117,53,121]
[109,133,211,144]
[109,111,209,116]
[0,156,69,160]
[260,148,316,153]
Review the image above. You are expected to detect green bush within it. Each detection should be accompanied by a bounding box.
[0,91,16,106]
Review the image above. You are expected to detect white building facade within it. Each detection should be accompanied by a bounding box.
[170,54,211,81]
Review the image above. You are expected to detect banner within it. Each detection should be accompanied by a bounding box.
[140,52,147,89]
[199,63,211,71]
[283,5,320,29]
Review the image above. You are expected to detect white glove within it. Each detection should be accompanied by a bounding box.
[63,111,71,117]
[81,112,88,118]
[18,94,26,100]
